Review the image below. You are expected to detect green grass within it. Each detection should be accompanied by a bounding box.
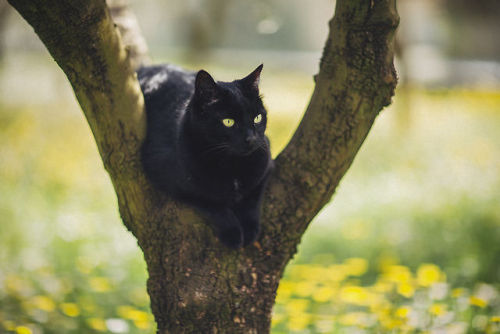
[0,66,499,333]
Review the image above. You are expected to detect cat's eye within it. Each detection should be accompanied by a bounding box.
[222,118,235,127]
[254,114,263,124]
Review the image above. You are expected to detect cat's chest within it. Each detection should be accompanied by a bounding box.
[214,173,247,193]
[187,173,245,202]
[191,152,268,199]
[203,157,254,180]
[232,178,243,201]
[200,169,250,199]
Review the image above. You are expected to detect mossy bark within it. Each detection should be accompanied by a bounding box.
[8,0,399,332]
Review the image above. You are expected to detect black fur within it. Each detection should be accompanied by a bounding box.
[138,64,273,248]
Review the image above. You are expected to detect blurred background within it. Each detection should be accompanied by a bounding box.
[0,0,499,333]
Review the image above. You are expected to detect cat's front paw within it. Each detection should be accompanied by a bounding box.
[218,225,244,249]
[242,220,260,246]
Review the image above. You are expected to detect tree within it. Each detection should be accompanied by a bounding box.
[0,1,12,61]
[7,0,398,332]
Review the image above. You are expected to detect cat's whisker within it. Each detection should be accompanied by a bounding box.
[255,143,267,153]
[201,143,230,156]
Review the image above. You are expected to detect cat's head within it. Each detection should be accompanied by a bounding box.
[188,65,268,156]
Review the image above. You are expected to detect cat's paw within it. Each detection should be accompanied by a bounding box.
[218,225,244,249]
[242,220,260,246]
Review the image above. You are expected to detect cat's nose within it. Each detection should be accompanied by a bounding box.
[245,133,258,147]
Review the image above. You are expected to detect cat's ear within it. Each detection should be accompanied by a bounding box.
[195,70,219,103]
[239,64,263,93]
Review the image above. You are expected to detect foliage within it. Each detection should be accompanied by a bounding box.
[273,259,500,333]
[0,69,499,333]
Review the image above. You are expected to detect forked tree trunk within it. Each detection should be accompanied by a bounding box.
[7,0,399,332]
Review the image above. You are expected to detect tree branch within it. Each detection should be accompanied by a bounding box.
[107,0,150,70]
[8,0,150,233]
[263,0,399,245]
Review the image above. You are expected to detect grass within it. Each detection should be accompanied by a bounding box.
[0,62,499,333]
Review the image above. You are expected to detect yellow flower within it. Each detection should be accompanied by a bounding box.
[133,320,151,330]
[429,303,447,316]
[288,265,307,279]
[326,264,348,282]
[451,288,465,298]
[294,281,316,297]
[338,312,368,327]
[367,294,390,312]
[15,326,32,334]
[312,286,335,303]
[379,314,403,330]
[308,266,329,282]
[490,316,500,322]
[285,299,309,314]
[2,320,16,331]
[339,286,369,305]
[5,275,31,294]
[377,253,400,273]
[417,264,443,287]
[384,265,412,283]
[271,313,285,326]
[469,296,488,308]
[31,295,56,312]
[287,312,311,331]
[60,303,80,317]
[117,305,150,323]
[372,280,393,293]
[87,318,107,331]
[396,306,411,318]
[276,281,293,302]
[289,265,326,281]
[397,282,415,298]
[344,258,368,276]
[89,277,112,292]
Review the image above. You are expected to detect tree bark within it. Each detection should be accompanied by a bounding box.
[0,1,11,61]
[107,0,150,70]
[7,0,398,332]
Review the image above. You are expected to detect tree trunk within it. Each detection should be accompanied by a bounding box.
[7,0,399,332]
[0,1,11,61]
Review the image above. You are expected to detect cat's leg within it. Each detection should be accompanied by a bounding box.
[196,205,244,249]
[233,200,260,247]
[233,173,271,246]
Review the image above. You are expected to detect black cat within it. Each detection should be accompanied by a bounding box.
[138,64,273,248]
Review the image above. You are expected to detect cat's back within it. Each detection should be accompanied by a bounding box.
[138,64,195,156]
[137,64,195,118]
[139,65,196,192]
